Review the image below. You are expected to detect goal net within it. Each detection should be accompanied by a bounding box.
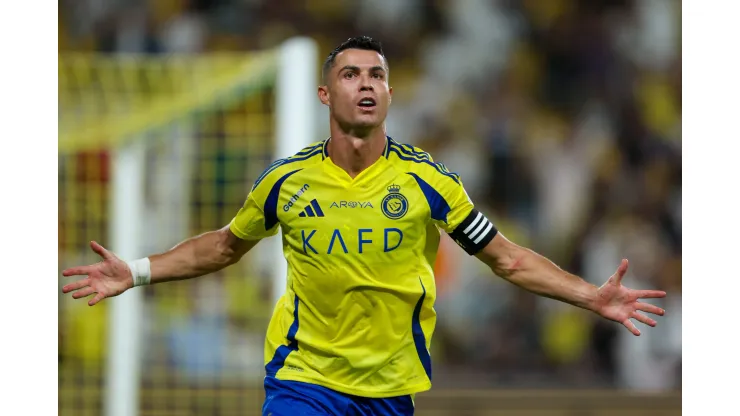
[58,39,317,416]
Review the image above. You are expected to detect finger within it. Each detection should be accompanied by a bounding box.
[88,292,106,307]
[62,278,90,293]
[90,241,114,260]
[631,311,657,327]
[613,259,629,285]
[636,302,665,316]
[72,287,96,299]
[622,319,641,336]
[62,266,93,277]
[635,290,667,299]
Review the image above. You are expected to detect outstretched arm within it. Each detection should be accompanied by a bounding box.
[475,232,666,336]
[61,225,259,306]
[148,225,257,283]
[374,151,666,336]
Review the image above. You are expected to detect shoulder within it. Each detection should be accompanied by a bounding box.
[386,137,435,163]
[251,140,325,194]
[386,137,461,186]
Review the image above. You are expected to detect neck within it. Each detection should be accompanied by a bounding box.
[326,124,387,178]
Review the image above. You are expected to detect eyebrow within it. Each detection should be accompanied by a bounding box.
[338,65,387,74]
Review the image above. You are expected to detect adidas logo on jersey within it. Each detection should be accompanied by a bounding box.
[298,199,325,218]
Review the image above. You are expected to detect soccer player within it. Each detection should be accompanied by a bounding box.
[61,36,667,416]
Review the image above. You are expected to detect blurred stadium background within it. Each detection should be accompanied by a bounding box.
[58,0,681,415]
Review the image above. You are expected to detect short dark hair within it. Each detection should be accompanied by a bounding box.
[322,36,387,82]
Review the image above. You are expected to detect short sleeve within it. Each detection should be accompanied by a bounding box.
[431,174,474,233]
[229,192,279,240]
[406,168,471,231]
[229,142,322,240]
[408,168,497,255]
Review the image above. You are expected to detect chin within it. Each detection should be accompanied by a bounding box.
[353,115,384,128]
[352,120,379,129]
[336,114,385,134]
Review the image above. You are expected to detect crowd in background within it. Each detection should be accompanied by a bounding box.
[59,0,681,391]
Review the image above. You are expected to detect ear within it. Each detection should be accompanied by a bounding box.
[388,86,393,106]
[318,85,330,107]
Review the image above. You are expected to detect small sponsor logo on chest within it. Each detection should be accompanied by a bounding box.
[329,201,374,209]
[284,184,310,212]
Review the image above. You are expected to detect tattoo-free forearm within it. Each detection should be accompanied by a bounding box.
[481,240,599,311]
[147,227,253,284]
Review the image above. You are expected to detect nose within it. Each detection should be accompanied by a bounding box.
[359,75,374,92]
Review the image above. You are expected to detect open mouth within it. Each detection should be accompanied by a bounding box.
[357,98,377,110]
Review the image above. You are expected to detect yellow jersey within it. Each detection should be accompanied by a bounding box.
[229,137,498,398]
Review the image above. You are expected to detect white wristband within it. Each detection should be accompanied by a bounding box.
[126,258,151,287]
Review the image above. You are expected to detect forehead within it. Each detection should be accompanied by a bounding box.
[333,49,387,71]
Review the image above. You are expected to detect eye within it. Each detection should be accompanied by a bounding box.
[344,72,356,79]
[372,73,384,79]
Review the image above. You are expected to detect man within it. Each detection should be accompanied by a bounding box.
[61,36,667,416]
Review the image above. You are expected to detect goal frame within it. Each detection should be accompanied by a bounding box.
[104,37,318,416]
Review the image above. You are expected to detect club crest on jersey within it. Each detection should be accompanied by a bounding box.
[381,184,408,220]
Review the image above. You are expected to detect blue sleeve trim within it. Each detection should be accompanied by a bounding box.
[406,172,451,223]
[264,169,302,230]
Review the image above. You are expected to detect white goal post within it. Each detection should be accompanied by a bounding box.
[104,37,318,416]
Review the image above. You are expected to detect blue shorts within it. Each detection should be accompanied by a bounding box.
[262,376,415,416]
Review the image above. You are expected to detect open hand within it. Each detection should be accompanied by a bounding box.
[61,241,134,306]
[593,259,667,336]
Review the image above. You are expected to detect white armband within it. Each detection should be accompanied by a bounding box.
[126,258,152,287]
